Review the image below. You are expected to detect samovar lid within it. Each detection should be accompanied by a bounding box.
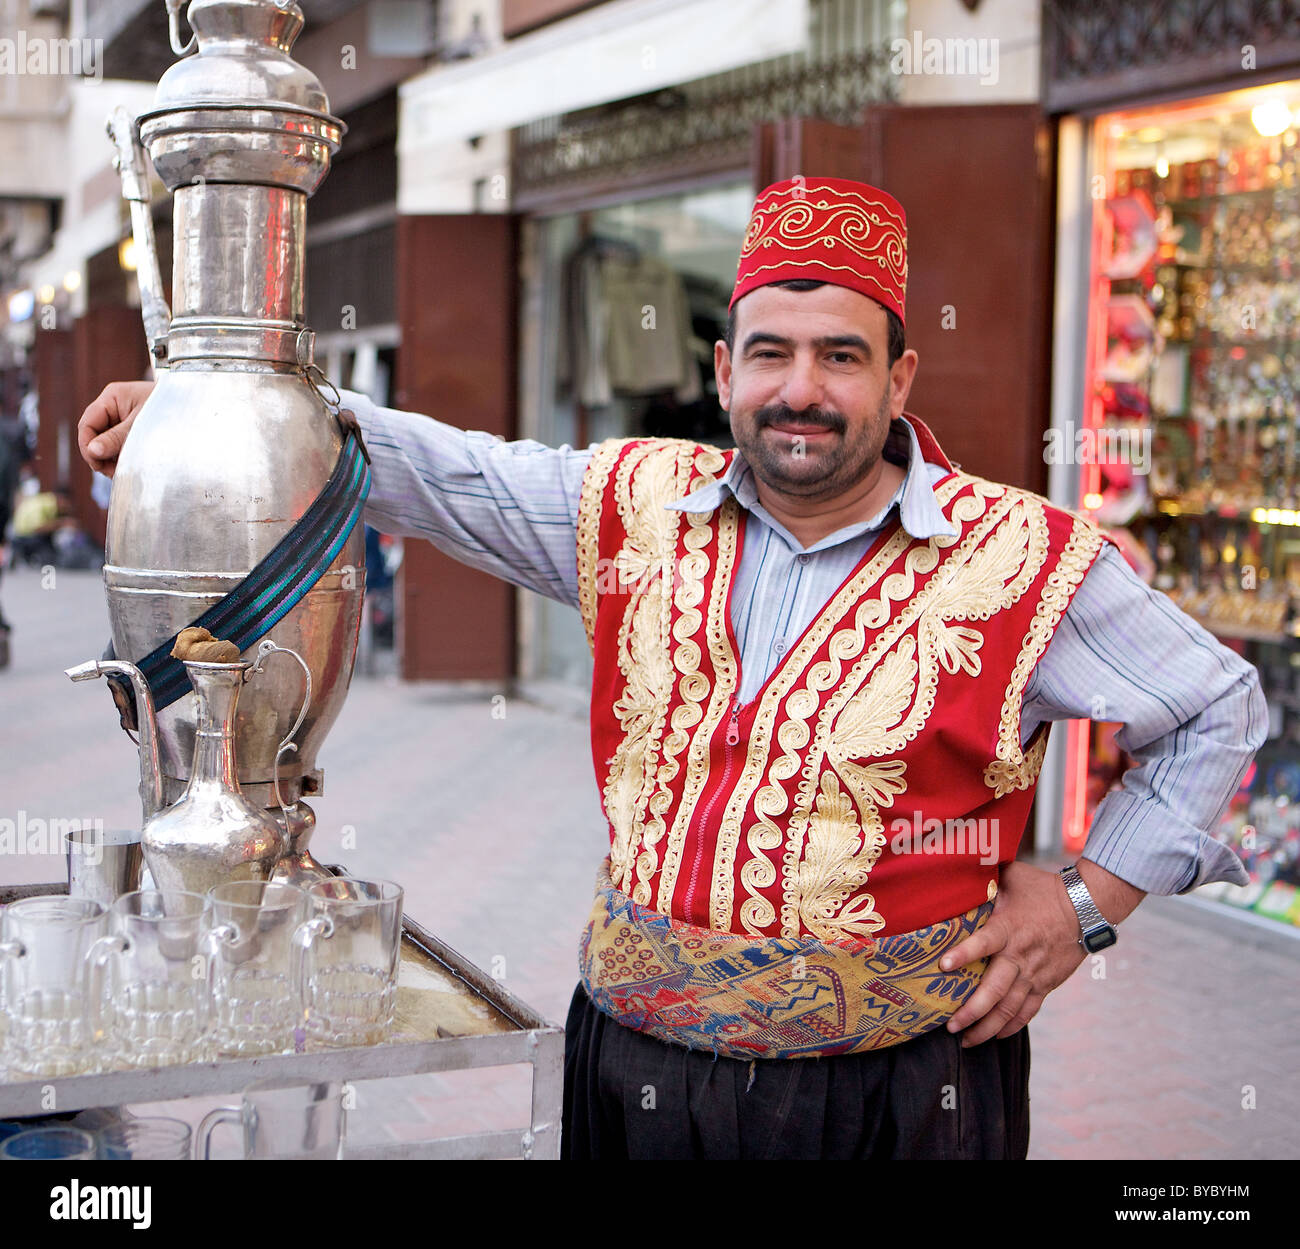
[138,0,343,195]
[150,0,329,115]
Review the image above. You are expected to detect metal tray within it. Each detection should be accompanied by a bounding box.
[0,882,563,1159]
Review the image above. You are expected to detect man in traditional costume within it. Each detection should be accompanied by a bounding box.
[81,177,1266,1160]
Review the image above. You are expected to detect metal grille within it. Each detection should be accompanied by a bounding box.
[1043,0,1300,109]
[514,0,902,195]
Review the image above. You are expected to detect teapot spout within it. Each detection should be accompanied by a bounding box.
[66,658,166,823]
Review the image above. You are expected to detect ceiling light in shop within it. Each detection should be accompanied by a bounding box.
[1083,492,1104,511]
[37,284,55,304]
[1156,156,1169,177]
[119,238,138,272]
[1135,127,1164,143]
[62,270,81,293]
[1251,100,1292,137]
[7,289,34,322]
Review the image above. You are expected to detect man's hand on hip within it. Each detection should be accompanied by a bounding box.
[937,859,1142,1048]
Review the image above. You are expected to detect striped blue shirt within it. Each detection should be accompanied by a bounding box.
[346,390,1267,897]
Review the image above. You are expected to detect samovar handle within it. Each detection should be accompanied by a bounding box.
[164,0,198,56]
[248,641,312,814]
[106,106,172,368]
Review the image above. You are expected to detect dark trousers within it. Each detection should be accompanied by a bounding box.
[562,983,1030,1160]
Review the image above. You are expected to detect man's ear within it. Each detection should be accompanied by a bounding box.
[714,340,733,411]
[889,348,919,420]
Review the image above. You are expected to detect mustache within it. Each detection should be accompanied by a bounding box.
[754,404,846,433]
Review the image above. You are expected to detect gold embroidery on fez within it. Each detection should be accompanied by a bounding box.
[736,258,904,313]
[739,203,907,288]
[738,183,909,281]
[655,494,741,915]
[602,443,682,890]
[711,473,970,935]
[984,517,1106,797]
[779,484,1026,938]
[631,445,727,905]
[576,438,639,652]
[747,180,908,225]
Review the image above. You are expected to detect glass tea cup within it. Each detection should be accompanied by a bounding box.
[99,1117,192,1160]
[89,890,213,1069]
[0,1127,98,1160]
[198,1078,345,1160]
[0,896,108,1079]
[293,878,403,1048]
[205,881,306,1057]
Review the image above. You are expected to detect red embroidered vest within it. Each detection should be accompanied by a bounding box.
[576,421,1108,941]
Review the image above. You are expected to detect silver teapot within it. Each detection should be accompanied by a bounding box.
[66,640,311,896]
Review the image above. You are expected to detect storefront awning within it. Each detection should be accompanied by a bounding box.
[399,0,810,149]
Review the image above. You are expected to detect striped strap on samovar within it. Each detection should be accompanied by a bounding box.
[105,420,370,720]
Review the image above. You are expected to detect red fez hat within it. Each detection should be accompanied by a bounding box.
[730,177,908,326]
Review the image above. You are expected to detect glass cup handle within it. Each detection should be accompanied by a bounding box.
[249,641,312,815]
[196,1106,242,1160]
[201,923,237,1028]
[87,934,127,1039]
[292,915,333,1017]
[0,937,25,1015]
[202,923,237,986]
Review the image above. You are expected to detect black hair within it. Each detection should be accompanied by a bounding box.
[724,279,905,367]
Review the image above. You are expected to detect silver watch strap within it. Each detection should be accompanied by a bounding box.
[1060,864,1107,934]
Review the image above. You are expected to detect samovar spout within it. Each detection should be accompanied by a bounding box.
[66,659,166,823]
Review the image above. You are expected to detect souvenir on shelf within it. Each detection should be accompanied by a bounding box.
[1089,103,1300,928]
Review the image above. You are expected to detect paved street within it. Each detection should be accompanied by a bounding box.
[1,564,1297,1159]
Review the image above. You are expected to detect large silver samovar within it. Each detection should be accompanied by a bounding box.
[72,0,364,886]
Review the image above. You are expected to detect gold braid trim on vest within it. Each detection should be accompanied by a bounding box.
[577,437,1112,944]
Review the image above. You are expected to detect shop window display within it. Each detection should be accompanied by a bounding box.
[518,183,750,687]
[1079,82,1300,927]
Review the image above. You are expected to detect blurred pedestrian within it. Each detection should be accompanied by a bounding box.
[10,472,65,569]
[0,405,31,667]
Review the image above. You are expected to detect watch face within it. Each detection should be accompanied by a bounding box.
[1082,925,1118,953]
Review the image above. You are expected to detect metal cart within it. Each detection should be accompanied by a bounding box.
[0,882,564,1159]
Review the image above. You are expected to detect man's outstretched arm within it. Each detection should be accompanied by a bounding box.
[78,382,593,609]
[340,389,591,608]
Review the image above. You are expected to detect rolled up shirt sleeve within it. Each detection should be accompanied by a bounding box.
[1022,544,1268,895]
[342,389,590,608]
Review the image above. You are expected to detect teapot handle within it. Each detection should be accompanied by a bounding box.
[248,641,312,814]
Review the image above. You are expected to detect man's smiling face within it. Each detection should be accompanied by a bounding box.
[715,283,918,504]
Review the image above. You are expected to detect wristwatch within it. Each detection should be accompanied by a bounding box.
[1059,864,1118,952]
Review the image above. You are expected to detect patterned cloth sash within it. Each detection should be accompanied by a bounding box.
[579,859,994,1060]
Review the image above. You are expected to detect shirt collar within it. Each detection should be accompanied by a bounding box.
[665,415,959,550]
